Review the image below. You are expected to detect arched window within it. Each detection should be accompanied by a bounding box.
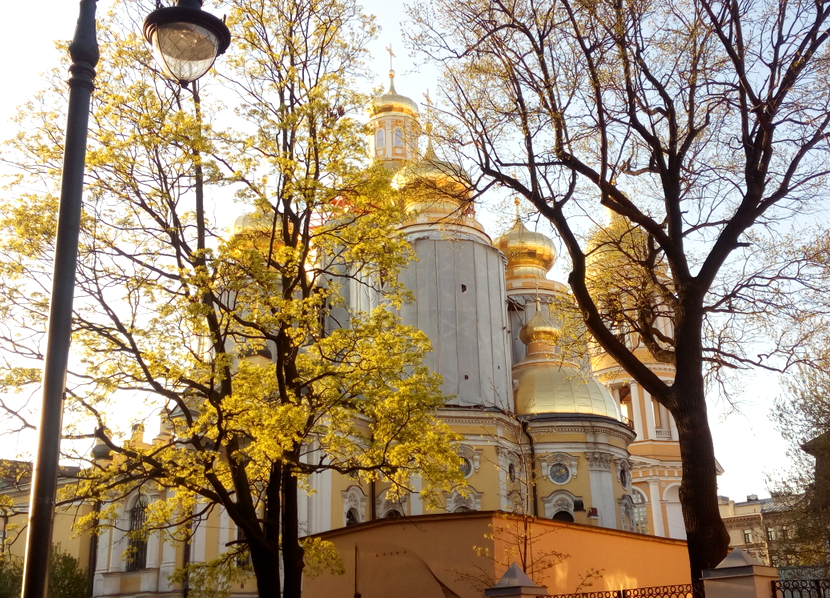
[552,511,574,523]
[385,509,402,518]
[632,489,649,534]
[126,496,148,571]
[346,508,359,526]
[376,128,385,148]
[393,128,404,146]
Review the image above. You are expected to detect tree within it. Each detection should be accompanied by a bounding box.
[0,1,463,597]
[769,355,830,572]
[0,548,87,598]
[407,0,830,580]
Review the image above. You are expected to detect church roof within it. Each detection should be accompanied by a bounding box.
[371,70,419,117]
[513,303,621,420]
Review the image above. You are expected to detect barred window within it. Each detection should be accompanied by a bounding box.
[126,497,148,571]
[236,526,252,569]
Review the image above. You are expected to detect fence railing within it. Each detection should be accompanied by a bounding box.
[548,582,704,598]
[772,579,830,598]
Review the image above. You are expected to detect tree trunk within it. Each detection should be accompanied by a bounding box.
[251,462,282,598]
[282,468,305,598]
[670,368,730,581]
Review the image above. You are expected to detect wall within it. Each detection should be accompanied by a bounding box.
[305,511,690,598]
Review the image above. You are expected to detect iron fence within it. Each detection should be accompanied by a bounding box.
[772,579,830,598]
[548,583,704,598]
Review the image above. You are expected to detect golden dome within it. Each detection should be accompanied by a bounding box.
[513,361,621,419]
[495,218,556,279]
[370,70,419,118]
[518,301,560,349]
[227,211,283,255]
[392,139,473,213]
[513,301,622,420]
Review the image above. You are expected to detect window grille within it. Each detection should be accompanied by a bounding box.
[126,498,148,572]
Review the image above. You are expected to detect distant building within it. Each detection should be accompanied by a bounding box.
[718,494,798,567]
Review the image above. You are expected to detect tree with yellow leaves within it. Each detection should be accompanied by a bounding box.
[0,1,462,597]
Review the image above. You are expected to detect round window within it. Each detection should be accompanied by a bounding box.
[549,463,570,484]
[460,457,473,478]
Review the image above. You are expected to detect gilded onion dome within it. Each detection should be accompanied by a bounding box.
[518,302,561,353]
[392,138,473,215]
[495,217,556,280]
[371,69,420,118]
[513,302,622,420]
[227,211,283,255]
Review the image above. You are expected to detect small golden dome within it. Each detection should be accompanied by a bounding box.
[227,211,283,254]
[495,218,556,278]
[519,301,560,349]
[371,70,420,118]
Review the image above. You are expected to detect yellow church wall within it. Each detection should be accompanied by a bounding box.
[3,489,92,569]
[203,507,220,562]
[305,511,690,598]
[329,474,364,526]
[630,442,682,461]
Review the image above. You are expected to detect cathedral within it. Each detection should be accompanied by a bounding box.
[76,71,690,597]
[279,70,687,538]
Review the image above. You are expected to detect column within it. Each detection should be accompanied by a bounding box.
[669,411,679,441]
[108,504,125,572]
[92,527,110,596]
[586,452,617,529]
[308,468,332,534]
[218,507,230,556]
[410,476,423,515]
[648,480,666,537]
[629,383,644,441]
[191,514,206,563]
[638,384,657,440]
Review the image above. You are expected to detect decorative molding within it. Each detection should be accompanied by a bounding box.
[445,488,483,513]
[341,485,366,525]
[616,458,632,490]
[375,490,407,519]
[526,423,635,442]
[496,446,524,484]
[586,451,613,471]
[542,489,578,519]
[458,444,482,474]
[618,494,635,532]
[539,452,578,484]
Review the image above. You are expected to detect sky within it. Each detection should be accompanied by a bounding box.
[0,0,793,503]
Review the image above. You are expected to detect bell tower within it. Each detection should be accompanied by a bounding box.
[367,47,421,168]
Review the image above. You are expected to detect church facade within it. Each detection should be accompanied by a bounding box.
[31,73,692,597]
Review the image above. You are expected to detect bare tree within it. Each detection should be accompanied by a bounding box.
[407,0,830,580]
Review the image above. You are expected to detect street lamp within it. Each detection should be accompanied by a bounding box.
[22,2,98,598]
[144,0,230,260]
[143,0,231,87]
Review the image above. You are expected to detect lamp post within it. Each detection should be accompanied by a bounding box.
[21,3,228,598]
[21,2,98,598]
[143,0,231,260]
